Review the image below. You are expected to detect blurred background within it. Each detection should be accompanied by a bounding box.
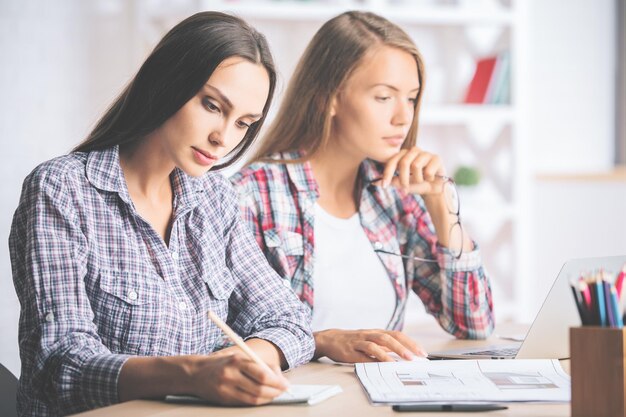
[1,0,624,376]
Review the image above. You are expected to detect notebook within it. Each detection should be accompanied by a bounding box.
[166,384,342,406]
[428,255,626,360]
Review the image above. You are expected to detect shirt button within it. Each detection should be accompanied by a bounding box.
[45,312,54,322]
[128,290,138,301]
[178,301,187,311]
[282,279,291,289]
[373,241,383,250]
[171,251,179,261]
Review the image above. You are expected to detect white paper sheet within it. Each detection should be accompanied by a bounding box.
[355,359,570,404]
[166,384,342,406]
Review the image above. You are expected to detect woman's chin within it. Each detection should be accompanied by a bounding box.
[367,148,401,163]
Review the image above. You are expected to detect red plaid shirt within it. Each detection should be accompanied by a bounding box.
[231,151,495,338]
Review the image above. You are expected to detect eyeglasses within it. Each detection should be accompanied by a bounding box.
[369,174,464,262]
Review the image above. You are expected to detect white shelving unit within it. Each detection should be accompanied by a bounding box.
[199,1,514,24]
[136,0,531,322]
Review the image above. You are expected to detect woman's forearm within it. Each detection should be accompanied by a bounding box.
[118,355,198,402]
[117,338,287,402]
[244,338,288,370]
[423,194,473,251]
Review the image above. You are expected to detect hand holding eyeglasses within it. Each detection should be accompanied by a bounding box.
[375,147,447,195]
[370,147,465,259]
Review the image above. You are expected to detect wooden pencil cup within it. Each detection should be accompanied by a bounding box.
[570,327,626,417]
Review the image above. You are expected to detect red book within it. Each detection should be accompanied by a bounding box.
[464,56,497,104]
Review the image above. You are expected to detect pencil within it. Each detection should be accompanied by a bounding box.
[207,310,276,375]
[616,266,625,298]
[610,287,624,328]
[570,284,587,325]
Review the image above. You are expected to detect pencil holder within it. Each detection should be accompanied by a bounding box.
[570,327,626,417]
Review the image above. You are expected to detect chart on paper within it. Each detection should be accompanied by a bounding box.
[355,359,570,404]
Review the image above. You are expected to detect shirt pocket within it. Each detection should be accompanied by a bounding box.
[96,269,164,355]
[205,265,236,300]
[262,228,304,281]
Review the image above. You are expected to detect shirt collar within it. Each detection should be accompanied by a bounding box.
[279,151,320,196]
[86,145,205,209]
[171,167,206,211]
[359,158,385,185]
[85,146,129,199]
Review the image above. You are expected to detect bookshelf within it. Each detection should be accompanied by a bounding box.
[136,0,531,321]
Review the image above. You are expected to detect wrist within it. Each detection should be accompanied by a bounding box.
[422,192,446,209]
[118,355,200,401]
[175,355,202,396]
[313,330,333,360]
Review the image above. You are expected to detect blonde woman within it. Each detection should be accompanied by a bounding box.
[231,11,494,364]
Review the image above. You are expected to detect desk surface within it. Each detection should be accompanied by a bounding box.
[71,321,570,417]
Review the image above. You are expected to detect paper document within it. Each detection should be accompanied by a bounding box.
[166,384,342,406]
[355,359,570,404]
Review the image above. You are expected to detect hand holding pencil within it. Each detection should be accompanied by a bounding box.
[207,311,291,390]
[180,311,290,406]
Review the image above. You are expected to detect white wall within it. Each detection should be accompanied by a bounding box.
[525,0,626,320]
[527,0,616,174]
[0,0,621,375]
[529,180,626,316]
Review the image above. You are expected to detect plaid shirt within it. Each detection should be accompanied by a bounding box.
[231,151,495,338]
[9,146,314,417]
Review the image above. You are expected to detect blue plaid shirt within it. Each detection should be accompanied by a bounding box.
[9,146,314,417]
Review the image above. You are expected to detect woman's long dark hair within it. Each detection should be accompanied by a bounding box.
[74,11,276,169]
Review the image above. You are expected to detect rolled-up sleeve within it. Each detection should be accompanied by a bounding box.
[219,182,315,369]
[10,167,130,416]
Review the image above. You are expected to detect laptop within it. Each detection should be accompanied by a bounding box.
[428,255,626,360]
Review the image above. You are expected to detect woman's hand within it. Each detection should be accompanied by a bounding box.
[378,147,446,196]
[377,146,470,249]
[190,351,290,406]
[314,329,427,363]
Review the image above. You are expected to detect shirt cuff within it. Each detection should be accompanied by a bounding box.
[436,241,483,272]
[245,327,314,370]
[79,353,132,409]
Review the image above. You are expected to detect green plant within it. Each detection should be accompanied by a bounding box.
[453,166,481,187]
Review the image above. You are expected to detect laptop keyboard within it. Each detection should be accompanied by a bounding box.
[464,347,519,357]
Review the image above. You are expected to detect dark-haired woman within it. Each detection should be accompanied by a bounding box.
[9,12,313,416]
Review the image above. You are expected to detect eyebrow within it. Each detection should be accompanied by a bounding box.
[204,83,263,119]
[371,83,420,93]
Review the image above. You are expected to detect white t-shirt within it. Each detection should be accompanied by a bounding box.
[310,203,396,331]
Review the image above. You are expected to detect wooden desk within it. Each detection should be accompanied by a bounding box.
[71,321,570,417]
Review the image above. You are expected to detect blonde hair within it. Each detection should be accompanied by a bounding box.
[251,10,426,163]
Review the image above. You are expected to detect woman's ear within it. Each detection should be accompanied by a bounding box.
[329,95,337,117]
